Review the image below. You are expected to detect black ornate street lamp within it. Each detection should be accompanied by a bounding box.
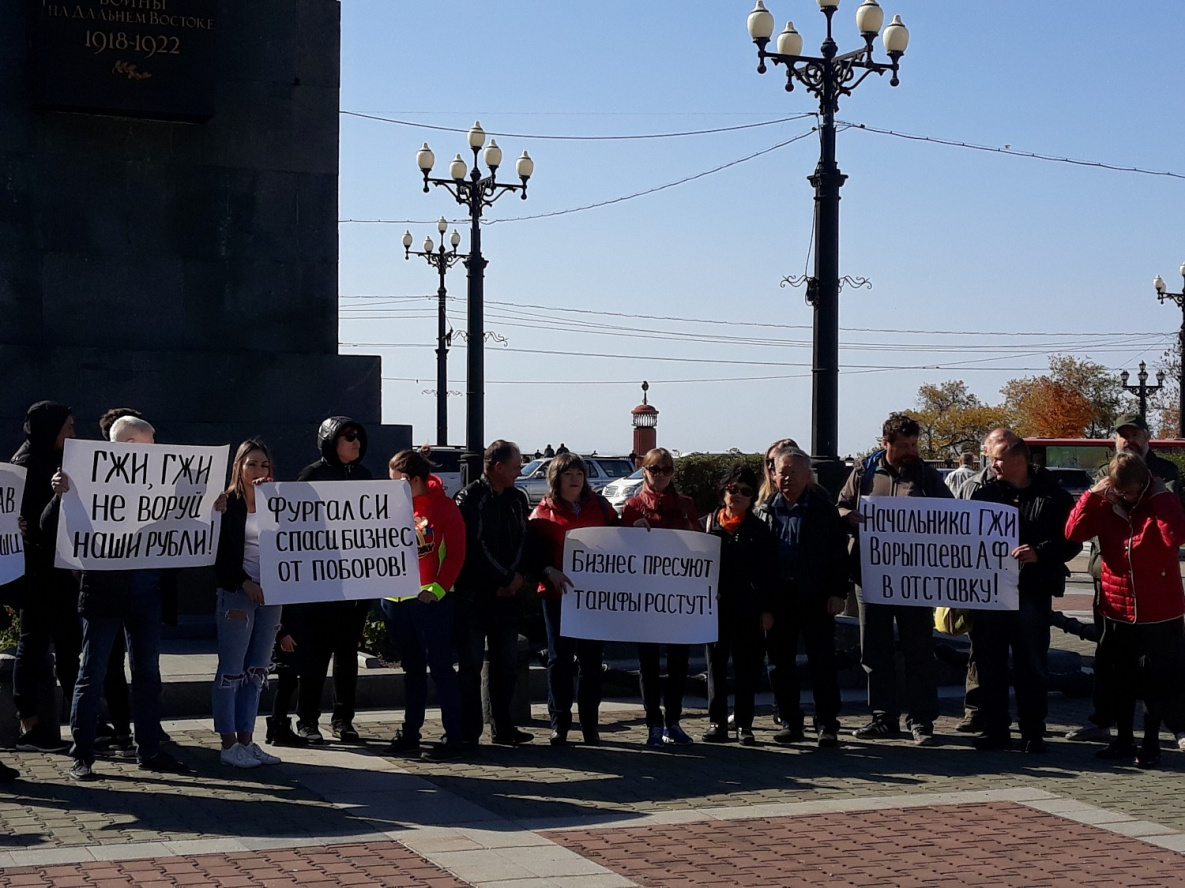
[402,217,464,447]
[1154,264,1185,437]
[417,122,534,482]
[747,0,909,460]
[1120,361,1165,426]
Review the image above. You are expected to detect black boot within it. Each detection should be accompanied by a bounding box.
[267,717,309,748]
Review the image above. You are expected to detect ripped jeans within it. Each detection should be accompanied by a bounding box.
[212,589,281,736]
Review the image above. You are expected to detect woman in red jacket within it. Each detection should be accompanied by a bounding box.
[1065,451,1185,768]
[622,447,701,748]
[529,453,618,746]
[383,450,467,761]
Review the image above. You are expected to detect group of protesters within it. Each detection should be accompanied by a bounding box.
[3,400,1185,783]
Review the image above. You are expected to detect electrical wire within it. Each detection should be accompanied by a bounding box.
[341,111,816,140]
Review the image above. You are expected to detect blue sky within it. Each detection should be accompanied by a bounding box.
[337,1,1185,457]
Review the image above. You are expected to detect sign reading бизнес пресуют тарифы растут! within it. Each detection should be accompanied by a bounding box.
[858,497,1020,611]
[0,464,26,584]
[561,526,721,644]
[256,480,420,605]
[54,439,228,571]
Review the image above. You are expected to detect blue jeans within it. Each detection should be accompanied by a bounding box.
[542,597,602,732]
[381,596,462,742]
[212,589,281,736]
[70,572,163,764]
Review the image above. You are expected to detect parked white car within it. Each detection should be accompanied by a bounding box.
[601,468,644,514]
[515,455,636,505]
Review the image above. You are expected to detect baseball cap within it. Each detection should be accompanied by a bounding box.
[1113,413,1149,433]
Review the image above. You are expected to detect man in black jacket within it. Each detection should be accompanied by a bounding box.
[282,416,373,744]
[754,446,849,748]
[970,435,1081,753]
[10,400,77,753]
[453,440,533,745]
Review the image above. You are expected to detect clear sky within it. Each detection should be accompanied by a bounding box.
[336,1,1185,458]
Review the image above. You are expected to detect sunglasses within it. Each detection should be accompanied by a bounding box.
[644,466,674,476]
[725,484,754,497]
[340,431,360,443]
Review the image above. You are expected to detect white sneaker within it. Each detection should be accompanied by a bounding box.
[1176,733,1185,752]
[220,743,262,769]
[245,742,281,765]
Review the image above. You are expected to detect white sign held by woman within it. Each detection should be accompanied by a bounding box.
[561,526,721,644]
[858,497,1020,610]
[55,440,229,570]
[256,480,420,605]
[0,464,27,584]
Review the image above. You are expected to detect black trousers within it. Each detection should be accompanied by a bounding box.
[13,573,80,721]
[272,600,371,728]
[705,610,765,730]
[638,643,689,728]
[767,603,842,732]
[1095,617,1185,744]
[968,593,1051,739]
[453,594,522,741]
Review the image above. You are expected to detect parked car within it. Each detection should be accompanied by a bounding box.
[1045,467,1094,501]
[602,468,645,514]
[515,455,636,505]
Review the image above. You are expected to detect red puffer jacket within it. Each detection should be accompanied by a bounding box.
[528,493,618,601]
[1065,489,1185,624]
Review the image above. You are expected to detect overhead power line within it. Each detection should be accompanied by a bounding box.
[341,111,816,140]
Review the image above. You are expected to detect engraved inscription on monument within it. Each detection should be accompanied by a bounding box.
[29,0,216,121]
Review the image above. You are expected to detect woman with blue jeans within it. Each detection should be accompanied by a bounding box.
[212,439,283,769]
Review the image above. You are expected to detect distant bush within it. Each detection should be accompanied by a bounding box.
[674,452,766,518]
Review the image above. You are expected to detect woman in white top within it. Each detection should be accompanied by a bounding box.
[211,440,284,769]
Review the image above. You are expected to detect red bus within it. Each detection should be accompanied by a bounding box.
[1025,437,1185,472]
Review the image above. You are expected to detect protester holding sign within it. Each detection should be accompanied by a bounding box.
[58,416,194,780]
[701,465,776,746]
[454,440,534,746]
[211,440,283,770]
[838,413,951,746]
[1066,451,1185,769]
[969,435,1080,753]
[283,416,374,745]
[382,449,467,761]
[11,400,77,754]
[756,446,850,748]
[623,447,701,748]
[527,453,619,747]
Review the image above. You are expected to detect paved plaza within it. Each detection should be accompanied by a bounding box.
[1,684,1183,887]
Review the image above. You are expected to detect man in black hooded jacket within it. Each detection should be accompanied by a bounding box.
[272,417,373,745]
[10,400,77,753]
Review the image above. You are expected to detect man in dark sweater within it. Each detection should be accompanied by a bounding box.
[970,435,1081,753]
[453,440,533,745]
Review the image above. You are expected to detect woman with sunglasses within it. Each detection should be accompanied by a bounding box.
[701,465,777,745]
[527,453,619,746]
[622,448,701,747]
[1066,450,1185,768]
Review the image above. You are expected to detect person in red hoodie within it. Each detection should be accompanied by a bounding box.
[1065,450,1185,768]
[382,449,467,762]
[622,447,701,748]
[528,453,619,746]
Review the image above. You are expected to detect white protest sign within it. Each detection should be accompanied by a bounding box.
[858,497,1019,610]
[0,464,27,584]
[257,480,420,605]
[55,440,229,571]
[560,527,721,644]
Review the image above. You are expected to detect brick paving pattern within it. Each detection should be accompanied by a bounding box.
[550,802,1185,888]
[0,841,470,887]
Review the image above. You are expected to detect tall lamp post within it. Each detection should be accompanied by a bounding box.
[402,216,464,447]
[746,0,909,460]
[1120,361,1165,426]
[1154,264,1185,437]
[416,122,534,482]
